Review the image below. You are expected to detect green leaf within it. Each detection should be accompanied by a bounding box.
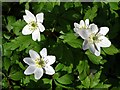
[9,71,24,81]
[3,33,11,40]
[32,2,60,13]
[23,76,30,85]
[77,60,89,74]
[74,2,82,8]
[109,2,119,10]
[54,79,73,89]
[6,16,16,32]
[12,19,26,36]
[2,78,9,88]
[3,57,11,71]
[64,2,74,10]
[103,44,119,55]
[59,33,82,48]
[62,64,73,73]
[84,5,98,21]
[94,83,111,88]
[25,2,29,10]
[3,36,40,52]
[55,63,64,72]
[77,60,89,80]
[85,51,103,64]
[56,74,73,85]
[16,60,25,70]
[90,71,101,88]
[81,76,90,88]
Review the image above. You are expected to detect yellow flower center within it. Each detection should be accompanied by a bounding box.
[88,33,101,43]
[35,58,45,68]
[29,21,38,31]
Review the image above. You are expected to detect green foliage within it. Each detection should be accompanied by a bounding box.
[9,71,24,81]
[59,33,82,48]
[109,2,119,10]
[85,51,104,65]
[12,19,26,36]
[2,2,120,89]
[56,74,73,84]
[103,44,119,55]
[84,4,98,21]
[77,60,89,80]
[6,16,16,32]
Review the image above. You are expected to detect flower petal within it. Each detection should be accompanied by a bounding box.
[89,43,95,54]
[44,65,55,75]
[82,40,89,50]
[32,28,40,41]
[36,13,44,23]
[89,24,98,34]
[79,29,91,39]
[29,50,40,60]
[74,23,80,28]
[24,10,36,23]
[89,43,100,56]
[22,25,33,35]
[37,22,45,32]
[46,56,56,65]
[94,43,101,56]
[40,48,47,58]
[74,28,79,35]
[79,20,85,28]
[99,36,111,47]
[99,27,109,35]
[34,68,43,80]
[24,65,36,75]
[23,15,31,24]
[85,19,89,27]
[23,58,35,65]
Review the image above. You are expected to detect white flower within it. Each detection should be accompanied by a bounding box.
[80,25,111,56]
[74,19,97,38]
[22,10,45,41]
[23,48,56,80]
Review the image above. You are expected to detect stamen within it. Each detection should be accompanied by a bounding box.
[88,33,101,44]
[28,21,38,31]
[35,58,45,68]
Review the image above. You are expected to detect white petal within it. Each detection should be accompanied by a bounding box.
[37,22,45,32]
[23,58,35,65]
[89,24,98,34]
[74,23,80,28]
[79,30,91,39]
[24,10,36,23]
[89,43,100,56]
[74,28,79,34]
[89,43,95,54]
[40,48,47,58]
[44,65,55,75]
[82,40,89,50]
[24,65,36,75]
[29,50,40,60]
[23,15,31,24]
[99,36,111,47]
[32,29,40,41]
[80,20,85,28]
[22,25,33,35]
[46,56,56,65]
[85,19,89,27]
[36,13,44,23]
[94,43,101,56]
[34,68,43,80]
[99,27,109,35]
